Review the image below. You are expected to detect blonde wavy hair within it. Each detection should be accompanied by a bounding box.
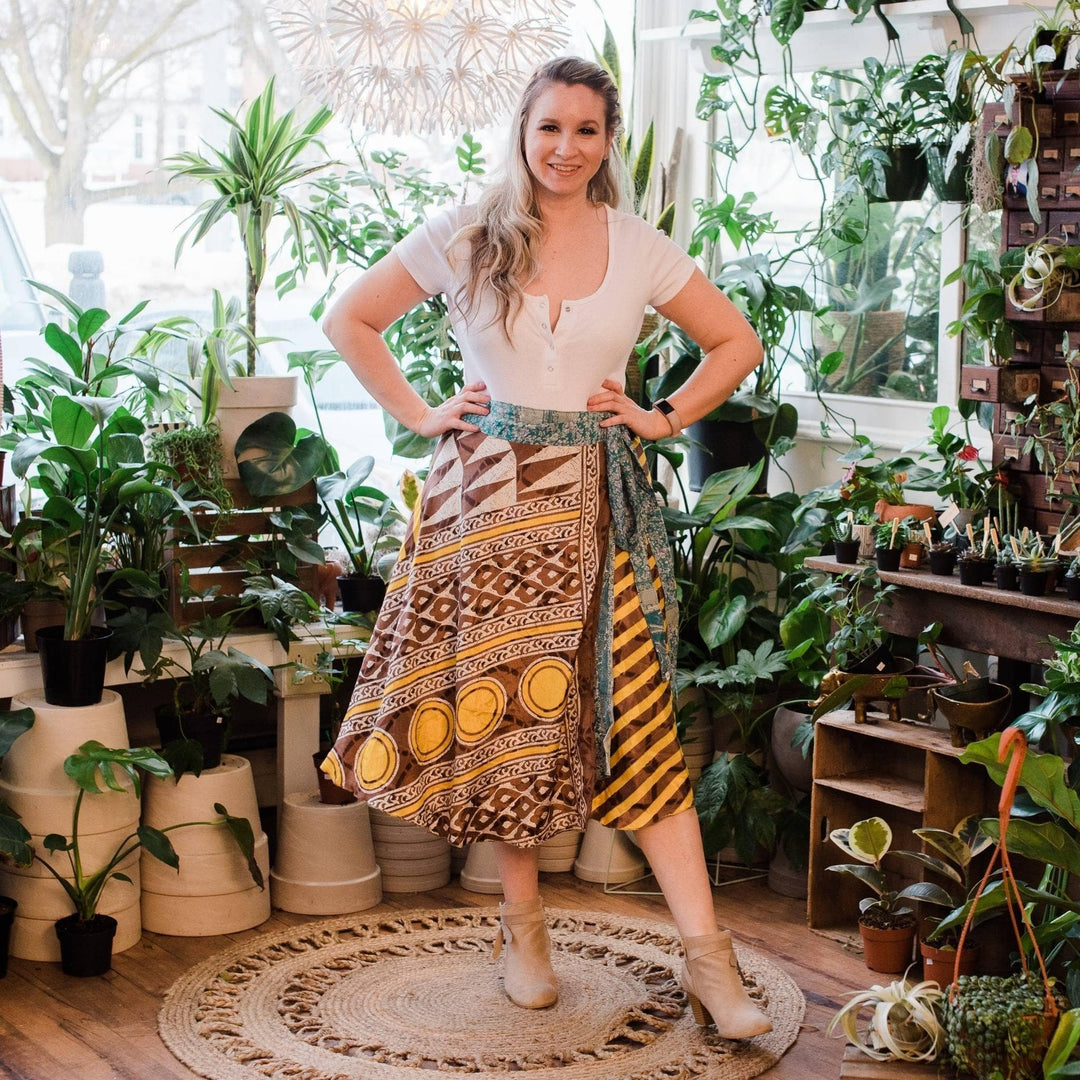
[451,56,631,337]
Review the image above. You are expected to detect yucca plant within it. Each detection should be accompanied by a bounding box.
[166,78,334,377]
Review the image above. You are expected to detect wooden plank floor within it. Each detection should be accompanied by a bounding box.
[0,872,872,1080]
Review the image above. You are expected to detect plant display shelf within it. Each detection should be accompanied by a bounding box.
[804,555,1076,665]
[168,478,320,624]
[808,711,996,935]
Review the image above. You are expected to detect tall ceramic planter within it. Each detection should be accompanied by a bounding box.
[0,690,141,962]
[770,704,813,794]
[214,375,299,480]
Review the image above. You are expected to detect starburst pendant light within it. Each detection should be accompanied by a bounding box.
[269,0,576,135]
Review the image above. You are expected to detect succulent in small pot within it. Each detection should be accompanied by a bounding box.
[832,514,861,564]
[957,548,989,586]
[874,520,906,572]
[928,541,957,577]
[994,545,1020,591]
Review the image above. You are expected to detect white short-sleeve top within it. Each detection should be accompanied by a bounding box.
[393,202,697,411]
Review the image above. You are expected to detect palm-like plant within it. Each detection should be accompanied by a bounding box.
[166,78,334,377]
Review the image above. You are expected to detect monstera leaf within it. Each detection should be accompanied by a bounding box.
[235,411,326,498]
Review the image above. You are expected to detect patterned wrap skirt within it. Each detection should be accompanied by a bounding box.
[323,402,694,848]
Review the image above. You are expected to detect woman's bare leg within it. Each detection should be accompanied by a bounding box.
[491,841,542,902]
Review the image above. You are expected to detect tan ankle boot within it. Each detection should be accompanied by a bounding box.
[680,930,772,1038]
[492,896,558,1008]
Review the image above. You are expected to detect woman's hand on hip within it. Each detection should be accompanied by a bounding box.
[416,382,490,436]
[587,379,672,440]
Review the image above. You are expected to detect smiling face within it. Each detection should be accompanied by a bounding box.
[522,81,614,206]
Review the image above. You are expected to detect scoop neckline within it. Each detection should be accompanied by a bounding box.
[524,203,614,314]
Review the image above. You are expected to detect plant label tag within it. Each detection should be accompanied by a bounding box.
[939,502,961,529]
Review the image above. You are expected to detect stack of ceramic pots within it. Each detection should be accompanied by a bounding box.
[573,820,648,885]
[536,829,583,873]
[271,793,382,914]
[0,690,142,961]
[140,754,270,934]
[460,841,502,893]
[368,807,451,892]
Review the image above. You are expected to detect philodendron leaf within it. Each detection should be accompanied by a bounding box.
[0,799,32,866]
[0,708,34,756]
[235,411,327,498]
[137,825,180,870]
[214,802,264,889]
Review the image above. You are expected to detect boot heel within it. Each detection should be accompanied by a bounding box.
[686,989,712,1027]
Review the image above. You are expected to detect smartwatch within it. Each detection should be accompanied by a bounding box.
[652,398,682,437]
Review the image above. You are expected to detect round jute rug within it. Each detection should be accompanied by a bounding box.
[158,907,804,1080]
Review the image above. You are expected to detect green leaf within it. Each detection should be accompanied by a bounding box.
[235,412,326,497]
[982,817,1080,877]
[0,708,34,756]
[50,395,94,448]
[0,799,32,866]
[849,816,892,861]
[137,825,180,870]
[214,802,265,889]
[44,323,83,370]
[76,308,109,343]
[1044,1008,1080,1080]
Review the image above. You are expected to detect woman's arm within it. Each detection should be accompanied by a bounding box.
[586,267,764,439]
[322,252,490,436]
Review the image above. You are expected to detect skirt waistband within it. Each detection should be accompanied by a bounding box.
[464,401,608,445]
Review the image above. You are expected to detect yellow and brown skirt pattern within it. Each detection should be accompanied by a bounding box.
[324,407,692,847]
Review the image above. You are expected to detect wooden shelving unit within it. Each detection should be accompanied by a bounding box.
[808,710,997,933]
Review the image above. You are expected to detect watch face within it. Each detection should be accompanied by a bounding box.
[655,399,674,416]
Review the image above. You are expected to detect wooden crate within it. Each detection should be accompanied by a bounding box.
[808,712,996,933]
[168,478,321,624]
[839,1047,942,1078]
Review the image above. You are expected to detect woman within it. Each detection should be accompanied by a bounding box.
[322,56,770,1039]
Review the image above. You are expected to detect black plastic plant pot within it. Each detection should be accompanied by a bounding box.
[337,574,388,614]
[928,549,957,576]
[54,913,116,977]
[1067,575,1080,601]
[875,546,902,572]
[35,626,112,708]
[833,539,861,564]
[981,558,997,583]
[1018,569,1049,597]
[872,144,929,203]
[958,560,985,586]
[995,563,1020,591]
[925,142,971,202]
[154,705,226,771]
[0,896,15,977]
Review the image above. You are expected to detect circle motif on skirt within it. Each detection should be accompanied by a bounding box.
[356,729,398,791]
[455,678,507,745]
[409,700,455,762]
[519,657,573,720]
[320,750,347,787]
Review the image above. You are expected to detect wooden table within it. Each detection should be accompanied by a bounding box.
[804,555,1079,666]
[0,627,344,813]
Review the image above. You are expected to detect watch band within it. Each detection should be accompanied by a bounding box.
[652,398,682,437]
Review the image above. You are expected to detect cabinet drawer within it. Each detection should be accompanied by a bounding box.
[994,402,1037,435]
[1055,101,1080,134]
[960,365,1040,403]
[1041,363,1077,400]
[1012,329,1043,365]
[1047,329,1080,362]
[991,433,1034,472]
[1040,138,1066,173]
[1007,213,1048,247]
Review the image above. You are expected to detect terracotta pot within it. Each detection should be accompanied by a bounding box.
[874,500,937,527]
[313,750,356,805]
[859,920,916,973]
[920,939,980,985]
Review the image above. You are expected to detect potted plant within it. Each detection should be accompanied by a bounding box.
[828,975,945,1063]
[831,513,861,564]
[826,816,923,972]
[944,249,1015,367]
[108,571,276,775]
[315,455,405,613]
[816,60,928,202]
[928,540,957,577]
[165,78,334,471]
[874,519,906,572]
[0,739,262,976]
[1,298,198,705]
